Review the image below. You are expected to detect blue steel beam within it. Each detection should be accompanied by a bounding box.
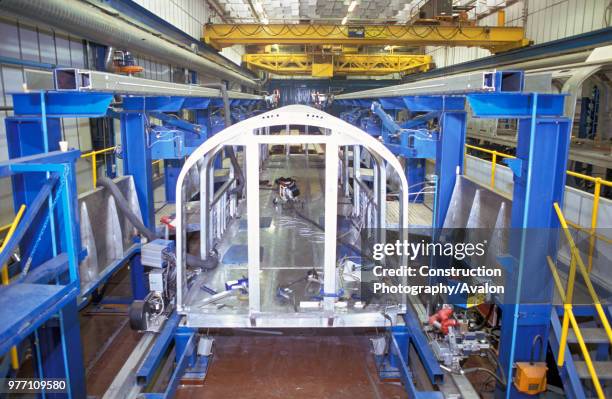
[12,92,114,117]
[467,93,565,118]
[497,94,571,399]
[0,175,58,267]
[434,111,466,228]
[120,110,154,228]
[137,313,181,385]
[379,327,444,399]
[0,153,85,397]
[123,96,185,113]
[149,112,205,135]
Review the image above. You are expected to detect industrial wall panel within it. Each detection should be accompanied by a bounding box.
[38,29,56,65]
[132,0,209,39]
[55,34,73,66]
[19,24,39,62]
[0,20,20,59]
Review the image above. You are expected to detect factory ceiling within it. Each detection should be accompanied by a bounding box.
[210,0,442,24]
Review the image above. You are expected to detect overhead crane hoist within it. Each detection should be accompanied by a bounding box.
[204,24,530,54]
[242,53,432,77]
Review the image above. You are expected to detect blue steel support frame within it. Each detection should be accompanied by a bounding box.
[6,91,90,398]
[121,110,155,229]
[120,110,152,300]
[377,324,444,399]
[0,151,85,399]
[435,111,466,228]
[137,312,209,399]
[336,87,569,398]
[492,96,570,399]
[164,159,182,203]
[370,98,466,215]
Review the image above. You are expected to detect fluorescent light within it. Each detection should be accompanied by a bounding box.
[254,2,264,14]
[341,16,348,25]
[348,1,357,12]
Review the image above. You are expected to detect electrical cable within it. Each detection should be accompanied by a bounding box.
[462,367,506,388]
[200,83,245,196]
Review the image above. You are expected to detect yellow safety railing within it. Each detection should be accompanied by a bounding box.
[80,146,116,189]
[0,204,26,370]
[80,147,165,190]
[565,171,612,272]
[465,143,515,188]
[547,202,612,399]
[0,223,11,244]
[466,144,611,272]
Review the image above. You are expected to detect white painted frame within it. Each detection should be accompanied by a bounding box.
[174,105,409,325]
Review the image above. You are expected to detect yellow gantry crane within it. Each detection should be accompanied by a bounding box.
[242,53,432,77]
[206,23,529,77]
[204,24,530,53]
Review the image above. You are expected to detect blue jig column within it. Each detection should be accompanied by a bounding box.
[496,94,571,399]
[434,111,466,228]
[5,107,86,398]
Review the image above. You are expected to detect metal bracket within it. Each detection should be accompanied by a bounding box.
[504,157,523,178]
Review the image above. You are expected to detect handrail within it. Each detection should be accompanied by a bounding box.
[549,202,611,399]
[465,144,515,189]
[553,203,612,343]
[80,147,165,190]
[466,143,610,272]
[566,172,610,272]
[0,223,11,242]
[0,204,26,370]
[80,146,116,189]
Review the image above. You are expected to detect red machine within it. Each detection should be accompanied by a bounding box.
[428,306,458,335]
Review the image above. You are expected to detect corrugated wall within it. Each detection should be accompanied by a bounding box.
[132,0,245,67]
[131,0,209,39]
[426,0,608,68]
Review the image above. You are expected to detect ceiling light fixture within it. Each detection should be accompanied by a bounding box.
[341,16,348,25]
[348,1,358,13]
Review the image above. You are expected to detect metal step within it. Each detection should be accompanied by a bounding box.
[574,361,612,380]
[567,328,610,344]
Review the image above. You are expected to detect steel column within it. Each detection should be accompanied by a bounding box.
[434,111,466,228]
[498,98,571,398]
[5,113,86,398]
[164,159,183,203]
[120,112,155,228]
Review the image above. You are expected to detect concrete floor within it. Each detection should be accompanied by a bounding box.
[175,331,407,399]
[82,269,408,399]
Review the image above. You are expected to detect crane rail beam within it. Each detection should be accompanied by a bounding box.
[204,24,530,53]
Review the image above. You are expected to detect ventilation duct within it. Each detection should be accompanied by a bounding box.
[0,0,259,89]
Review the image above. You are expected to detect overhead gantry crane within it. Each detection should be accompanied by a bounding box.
[205,23,530,77]
[203,23,530,53]
[242,53,432,77]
